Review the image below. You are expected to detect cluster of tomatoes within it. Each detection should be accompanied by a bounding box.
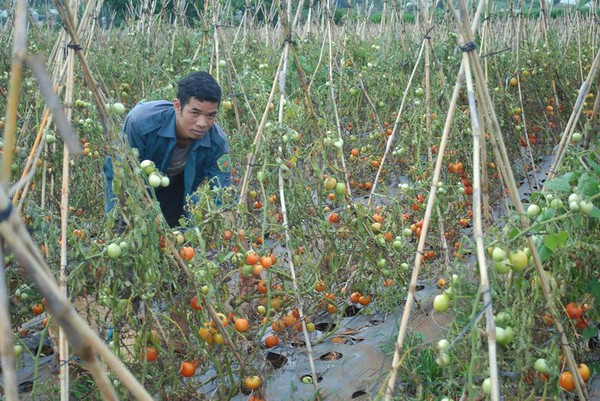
[565,301,591,331]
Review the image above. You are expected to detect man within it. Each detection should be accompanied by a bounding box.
[104,71,232,227]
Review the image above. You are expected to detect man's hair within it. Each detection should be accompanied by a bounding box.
[177,71,221,106]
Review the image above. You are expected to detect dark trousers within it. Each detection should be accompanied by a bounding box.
[155,173,185,227]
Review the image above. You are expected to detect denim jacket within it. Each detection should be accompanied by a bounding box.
[104,100,232,215]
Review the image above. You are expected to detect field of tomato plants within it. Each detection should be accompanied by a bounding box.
[0,1,599,400]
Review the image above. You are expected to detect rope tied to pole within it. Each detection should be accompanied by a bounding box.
[460,42,477,52]
[0,203,12,223]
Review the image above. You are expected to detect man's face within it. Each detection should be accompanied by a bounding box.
[174,97,219,145]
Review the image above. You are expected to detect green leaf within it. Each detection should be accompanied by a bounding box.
[587,155,600,174]
[582,325,598,340]
[538,245,553,262]
[563,172,580,186]
[588,280,600,299]
[507,227,521,240]
[577,172,600,197]
[543,235,558,252]
[544,177,571,192]
[556,230,569,246]
[590,206,600,219]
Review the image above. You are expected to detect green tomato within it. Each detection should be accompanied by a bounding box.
[140,160,155,175]
[438,339,450,350]
[534,358,550,374]
[492,247,507,262]
[494,311,512,327]
[323,177,337,190]
[550,198,563,210]
[482,378,492,395]
[148,173,162,188]
[493,259,511,274]
[579,200,594,215]
[107,243,122,259]
[436,352,450,366]
[433,293,451,313]
[392,240,402,252]
[572,132,582,143]
[503,326,514,345]
[496,326,507,344]
[509,250,528,272]
[108,102,125,116]
[526,204,541,218]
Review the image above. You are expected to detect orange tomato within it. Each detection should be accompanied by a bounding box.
[32,304,44,316]
[179,246,195,261]
[565,302,582,319]
[358,295,371,306]
[260,256,272,269]
[559,371,575,391]
[349,291,361,304]
[234,318,250,333]
[143,346,158,362]
[578,364,590,382]
[179,361,196,377]
[264,334,279,348]
[256,280,268,294]
[246,252,259,265]
[328,213,340,224]
[314,281,326,292]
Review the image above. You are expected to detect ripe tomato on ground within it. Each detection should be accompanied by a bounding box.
[264,334,279,348]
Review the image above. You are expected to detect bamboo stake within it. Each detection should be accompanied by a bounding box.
[421,0,451,266]
[462,42,500,401]
[58,1,78,397]
[325,0,352,198]
[367,40,426,207]
[273,0,320,392]
[53,0,111,138]
[1,0,27,187]
[383,60,465,401]
[0,244,19,401]
[238,51,286,206]
[214,26,242,131]
[12,107,52,206]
